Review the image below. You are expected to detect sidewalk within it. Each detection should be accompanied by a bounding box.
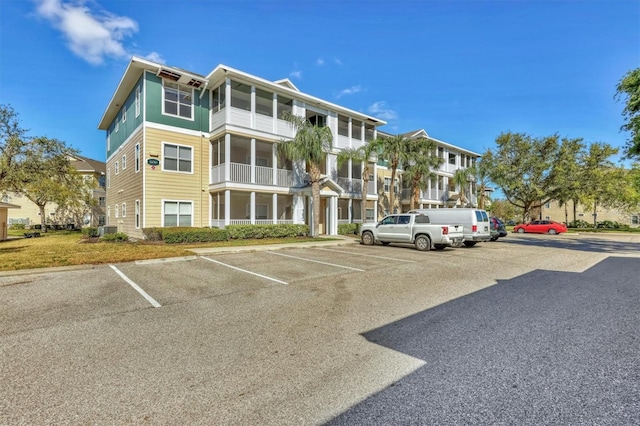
[189,235,359,255]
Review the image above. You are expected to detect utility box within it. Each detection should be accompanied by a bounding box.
[98,226,118,237]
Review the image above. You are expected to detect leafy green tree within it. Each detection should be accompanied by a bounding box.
[336,139,379,223]
[377,134,412,214]
[278,113,332,237]
[579,142,620,225]
[402,138,443,210]
[483,132,565,222]
[0,104,29,193]
[13,137,78,231]
[615,68,640,158]
[550,137,585,224]
[487,199,521,223]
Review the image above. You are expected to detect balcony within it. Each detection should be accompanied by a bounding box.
[337,177,363,195]
[211,163,294,187]
[210,108,295,138]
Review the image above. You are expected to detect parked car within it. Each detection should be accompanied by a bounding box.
[360,213,464,251]
[513,220,567,235]
[408,208,492,247]
[490,217,508,241]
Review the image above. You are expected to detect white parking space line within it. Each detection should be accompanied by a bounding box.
[313,247,416,262]
[267,251,365,271]
[201,256,288,285]
[109,265,162,308]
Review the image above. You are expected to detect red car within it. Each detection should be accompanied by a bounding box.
[513,220,567,235]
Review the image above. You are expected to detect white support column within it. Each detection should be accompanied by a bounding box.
[272,93,278,133]
[250,191,255,224]
[224,78,231,122]
[272,143,278,185]
[224,134,231,181]
[348,117,352,148]
[224,190,230,227]
[348,198,353,223]
[250,86,256,129]
[330,196,338,235]
[272,193,277,224]
[250,138,256,184]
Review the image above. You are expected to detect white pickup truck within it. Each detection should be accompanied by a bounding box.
[359,213,464,251]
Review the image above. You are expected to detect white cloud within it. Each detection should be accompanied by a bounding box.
[368,101,398,121]
[334,58,343,66]
[144,52,165,64]
[290,70,302,79]
[34,0,157,65]
[316,58,324,66]
[336,85,362,99]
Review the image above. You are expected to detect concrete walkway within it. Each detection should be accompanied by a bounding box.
[188,235,360,255]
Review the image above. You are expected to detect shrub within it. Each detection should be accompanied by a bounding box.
[142,227,163,241]
[568,220,592,229]
[161,227,229,244]
[9,223,26,230]
[101,232,129,242]
[338,223,359,235]
[225,224,309,239]
[82,227,99,238]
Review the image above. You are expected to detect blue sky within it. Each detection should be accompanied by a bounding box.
[1,0,638,164]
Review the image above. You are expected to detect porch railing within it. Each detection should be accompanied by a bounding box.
[211,163,294,186]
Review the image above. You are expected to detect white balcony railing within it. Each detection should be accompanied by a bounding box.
[210,219,294,228]
[211,163,294,186]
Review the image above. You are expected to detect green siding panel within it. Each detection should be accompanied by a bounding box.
[144,72,210,132]
[107,75,144,158]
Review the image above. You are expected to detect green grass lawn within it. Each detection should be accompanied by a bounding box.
[0,230,317,272]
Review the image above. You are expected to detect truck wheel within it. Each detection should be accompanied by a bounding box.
[464,241,477,247]
[434,244,446,250]
[361,231,374,246]
[415,235,431,251]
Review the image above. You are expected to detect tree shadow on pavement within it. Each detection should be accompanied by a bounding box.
[326,257,640,425]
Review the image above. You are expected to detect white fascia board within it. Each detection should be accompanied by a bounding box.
[205,65,387,127]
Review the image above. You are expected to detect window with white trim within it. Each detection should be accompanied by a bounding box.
[163,81,193,119]
[631,215,638,225]
[115,117,119,132]
[163,201,192,227]
[121,106,126,123]
[135,200,140,229]
[135,86,141,117]
[114,160,119,175]
[163,143,192,173]
[122,155,126,170]
[114,204,119,218]
[107,169,110,188]
[365,208,375,221]
[122,203,126,218]
[135,143,140,172]
[384,177,391,192]
[107,206,110,224]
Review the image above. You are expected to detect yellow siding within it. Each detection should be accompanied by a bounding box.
[143,127,209,230]
[106,129,144,237]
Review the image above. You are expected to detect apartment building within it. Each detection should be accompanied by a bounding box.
[98,57,389,239]
[5,154,106,228]
[375,129,481,216]
[535,200,640,228]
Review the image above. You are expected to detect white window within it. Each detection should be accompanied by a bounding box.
[114,204,119,218]
[366,208,375,221]
[107,206,110,224]
[135,86,141,117]
[122,155,126,170]
[384,177,391,192]
[115,160,119,175]
[115,117,119,133]
[121,106,126,123]
[163,201,192,227]
[122,203,126,218]
[135,200,140,229]
[163,143,192,173]
[163,81,193,119]
[135,143,140,172]
[99,196,106,207]
[107,169,110,188]
[107,133,110,151]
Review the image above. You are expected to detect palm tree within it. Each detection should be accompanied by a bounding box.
[377,134,411,214]
[452,168,472,207]
[403,138,443,210]
[278,112,332,237]
[473,158,492,210]
[336,139,379,223]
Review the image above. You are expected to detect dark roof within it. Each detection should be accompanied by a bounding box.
[70,154,106,174]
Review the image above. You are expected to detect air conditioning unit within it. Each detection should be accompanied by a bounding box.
[98,226,118,237]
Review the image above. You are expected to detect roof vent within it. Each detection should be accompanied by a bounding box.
[187,79,203,88]
[157,69,181,81]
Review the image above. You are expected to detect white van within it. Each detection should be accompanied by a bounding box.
[407,208,492,247]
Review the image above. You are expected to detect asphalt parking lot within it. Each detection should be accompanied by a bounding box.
[1,233,640,424]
